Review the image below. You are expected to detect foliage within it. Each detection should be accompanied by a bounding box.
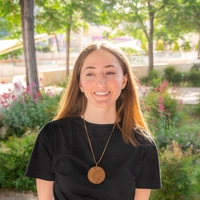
[0,133,37,191]
[172,41,180,51]
[140,69,162,87]
[120,47,138,55]
[0,0,21,38]
[163,66,183,86]
[0,49,23,60]
[182,41,191,51]
[188,70,200,87]
[142,81,200,150]
[0,83,60,138]
[155,41,165,51]
[144,81,179,128]
[150,141,200,200]
[191,63,200,71]
[141,42,148,53]
[35,45,51,52]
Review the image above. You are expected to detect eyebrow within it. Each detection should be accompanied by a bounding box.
[83,65,117,72]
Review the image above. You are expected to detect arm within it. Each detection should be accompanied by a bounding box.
[36,178,54,200]
[134,188,151,200]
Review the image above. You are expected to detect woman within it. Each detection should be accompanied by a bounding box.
[25,42,161,200]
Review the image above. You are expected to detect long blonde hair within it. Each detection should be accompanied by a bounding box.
[54,42,152,146]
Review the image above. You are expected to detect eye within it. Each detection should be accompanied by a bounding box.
[86,73,95,76]
[106,71,116,75]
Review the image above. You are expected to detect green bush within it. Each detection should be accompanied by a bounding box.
[120,47,138,55]
[172,42,180,51]
[140,69,162,87]
[191,63,200,71]
[141,42,148,53]
[195,41,199,51]
[163,66,183,85]
[0,133,37,191]
[150,141,200,200]
[182,41,191,51]
[155,41,164,51]
[163,66,176,82]
[0,49,23,60]
[1,91,60,137]
[144,82,179,127]
[188,70,200,87]
[171,71,183,85]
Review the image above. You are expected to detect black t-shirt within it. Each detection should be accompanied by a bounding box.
[25,116,161,200]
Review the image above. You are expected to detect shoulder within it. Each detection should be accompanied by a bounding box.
[133,128,156,147]
[38,116,82,140]
[43,116,82,129]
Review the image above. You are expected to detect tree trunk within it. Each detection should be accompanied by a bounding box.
[148,11,155,73]
[20,0,39,96]
[55,34,60,52]
[66,28,71,77]
[20,0,29,86]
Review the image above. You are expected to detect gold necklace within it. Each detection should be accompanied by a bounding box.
[83,118,116,184]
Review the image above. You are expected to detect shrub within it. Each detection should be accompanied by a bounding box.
[172,42,180,51]
[0,133,37,191]
[150,141,200,200]
[191,63,200,71]
[141,42,148,53]
[182,41,191,51]
[140,69,162,87]
[170,71,183,85]
[0,49,23,60]
[144,81,179,126]
[163,66,183,85]
[120,47,138,55]
[155,41,165,51]
[188,70,200,87]
[163,66,176,83]
[195,41,199,51]
[1,86,60,138]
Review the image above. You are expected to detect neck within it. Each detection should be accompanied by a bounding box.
[83,106,116,124]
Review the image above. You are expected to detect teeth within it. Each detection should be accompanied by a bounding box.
[95,92,109,95]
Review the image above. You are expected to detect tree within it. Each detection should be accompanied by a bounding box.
[0,0,39,95]
[35,0,84,77]
[102,0,172,73]
[155,0,200,58]
[20,0,39,95]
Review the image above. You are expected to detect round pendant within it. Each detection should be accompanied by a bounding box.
[87,166,106,184]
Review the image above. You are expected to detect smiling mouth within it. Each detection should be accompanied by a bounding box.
[94,92,110,96]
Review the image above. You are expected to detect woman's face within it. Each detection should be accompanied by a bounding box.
[79,49,127,110]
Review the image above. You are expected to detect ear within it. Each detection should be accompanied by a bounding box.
[122,74,128,89]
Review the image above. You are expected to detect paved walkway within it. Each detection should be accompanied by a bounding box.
[168,87,200,104]
[0,189,37,200]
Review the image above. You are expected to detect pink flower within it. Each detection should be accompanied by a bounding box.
[158,103,165,112]
[158,96,164,103]
[14,83,21,90]
[179,99,183,105]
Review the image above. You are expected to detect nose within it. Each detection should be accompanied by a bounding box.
[96,74,107,85]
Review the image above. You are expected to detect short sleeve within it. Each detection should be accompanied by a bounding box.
[25,123,55,181]
[135,144,162,189]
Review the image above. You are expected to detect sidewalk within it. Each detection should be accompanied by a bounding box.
[0,189,37,200]
[168,87,200,104]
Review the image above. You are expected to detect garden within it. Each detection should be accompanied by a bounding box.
[0,64,200,200]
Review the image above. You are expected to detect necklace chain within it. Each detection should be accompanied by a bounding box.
[83,118,116,166]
